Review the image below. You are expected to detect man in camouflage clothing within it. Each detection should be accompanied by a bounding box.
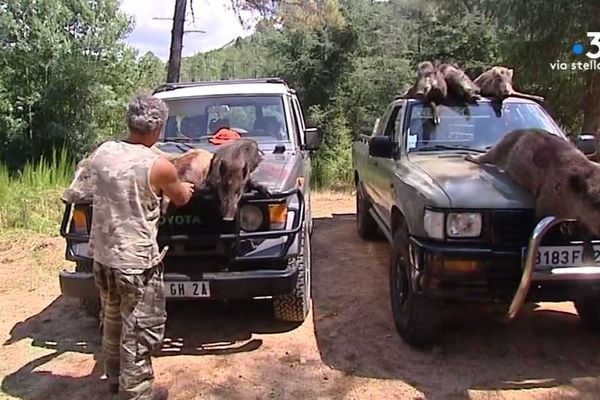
[87,93,195,399]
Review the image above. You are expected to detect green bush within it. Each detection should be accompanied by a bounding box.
[310,105,354,190]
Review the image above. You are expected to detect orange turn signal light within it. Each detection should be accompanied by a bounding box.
[269,204,288,225]
[72,209,87,232]
[442,260,479,273]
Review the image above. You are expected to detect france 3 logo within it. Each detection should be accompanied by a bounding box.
[572,32,600,59]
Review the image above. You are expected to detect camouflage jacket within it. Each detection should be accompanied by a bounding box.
[83,140,163,270]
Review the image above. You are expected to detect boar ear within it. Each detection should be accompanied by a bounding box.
[569,168,600,204]
[507,68,514,81]
[585,170,600,203]
[569,171,590,195]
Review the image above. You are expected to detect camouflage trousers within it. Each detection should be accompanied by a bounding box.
[93,261,167,400]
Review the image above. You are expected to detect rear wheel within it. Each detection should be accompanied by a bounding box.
[574,296,600,333]
[390,227,442,348]
[356,182,379,240]
[76,261,101,321]
[273,226,311,322]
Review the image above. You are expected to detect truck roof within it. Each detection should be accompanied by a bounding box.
[397,96,541,106]
[152,78,294,100]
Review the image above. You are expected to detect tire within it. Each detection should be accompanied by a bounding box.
[389,228,442,348]
[574,297,600,333]
[273,226,311,322]
[356,182,380,240]
[76,261,101,321]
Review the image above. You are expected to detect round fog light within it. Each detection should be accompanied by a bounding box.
[240,205,263,231]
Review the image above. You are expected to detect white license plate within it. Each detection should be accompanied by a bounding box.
[522,245,600,269]
[165,281,210,298]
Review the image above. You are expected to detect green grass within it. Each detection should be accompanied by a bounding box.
[0,148,74,235]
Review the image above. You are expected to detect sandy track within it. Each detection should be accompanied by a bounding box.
[1,193,600,400]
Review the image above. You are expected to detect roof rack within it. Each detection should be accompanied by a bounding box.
[152,77,289,94]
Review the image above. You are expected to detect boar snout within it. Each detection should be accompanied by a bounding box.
[219,191,243,221]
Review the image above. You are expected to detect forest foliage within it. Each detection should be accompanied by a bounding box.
[1,0,599,190]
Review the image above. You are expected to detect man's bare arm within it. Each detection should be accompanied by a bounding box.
[150,157,194,206]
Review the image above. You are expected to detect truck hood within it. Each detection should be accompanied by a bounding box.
[154,142,301,194]
[407,153,535,209]
[251,152,300,193]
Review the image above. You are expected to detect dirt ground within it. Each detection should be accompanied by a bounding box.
[2,192,600,400]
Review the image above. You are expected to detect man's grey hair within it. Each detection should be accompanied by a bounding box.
[126,93,169,134]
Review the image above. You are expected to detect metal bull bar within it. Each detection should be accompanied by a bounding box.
[506,216,600,322]
[59,187,305,263]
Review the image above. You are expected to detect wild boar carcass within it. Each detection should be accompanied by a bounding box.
[205,138,268,221]
[465,128,600,240]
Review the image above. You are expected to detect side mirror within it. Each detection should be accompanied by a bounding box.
[574,134,597,157]
[303,127,322,151]
[369,136,394,158]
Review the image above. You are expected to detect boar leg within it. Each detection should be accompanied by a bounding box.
[508,90,545,104]
[430,102,441,125]
[246,179,270,196]
[580,227,597,264]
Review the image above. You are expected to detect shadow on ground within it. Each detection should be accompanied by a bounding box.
[311,213,600,399]
[2,286,298,399]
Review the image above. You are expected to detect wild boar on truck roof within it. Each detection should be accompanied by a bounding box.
[205,138,267,221]
[474,66,545,103]
[403,61,448,125]
[438,63,480,103]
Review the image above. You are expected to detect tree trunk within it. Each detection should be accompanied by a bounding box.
[582,72,600,162]
[166,0,188,83]
[582,72,600,134]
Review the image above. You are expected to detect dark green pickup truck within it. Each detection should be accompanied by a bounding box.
[353,96,600,347]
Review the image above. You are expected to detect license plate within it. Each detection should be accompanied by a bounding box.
[521,245,600,269]
[165,281,210,298]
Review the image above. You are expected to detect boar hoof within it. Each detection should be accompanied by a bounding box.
[465,154,479,163]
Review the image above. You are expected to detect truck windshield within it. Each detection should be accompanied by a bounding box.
[161,95,290,144]
[406,101,564,152]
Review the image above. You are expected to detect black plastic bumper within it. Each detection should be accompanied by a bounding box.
[59,263,299,301]
[409,236,600,303]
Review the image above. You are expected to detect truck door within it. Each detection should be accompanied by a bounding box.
[291,96,311,188]
[370,103,404,224]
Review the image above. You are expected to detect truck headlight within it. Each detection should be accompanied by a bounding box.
[446,212,482,238]
[240,205,264,232]
[424,210,445,240]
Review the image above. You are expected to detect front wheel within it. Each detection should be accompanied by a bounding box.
[273,226,311,322]
[390,228,442,348]
[574,296,600,333]
[76,261,101,321]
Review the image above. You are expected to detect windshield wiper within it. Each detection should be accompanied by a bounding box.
[417,144,486,153]
[160,141,195,152]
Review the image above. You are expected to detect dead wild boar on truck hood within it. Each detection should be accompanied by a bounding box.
[149,146,214,214]
[465,128,600,238]
[205,138,268,221]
